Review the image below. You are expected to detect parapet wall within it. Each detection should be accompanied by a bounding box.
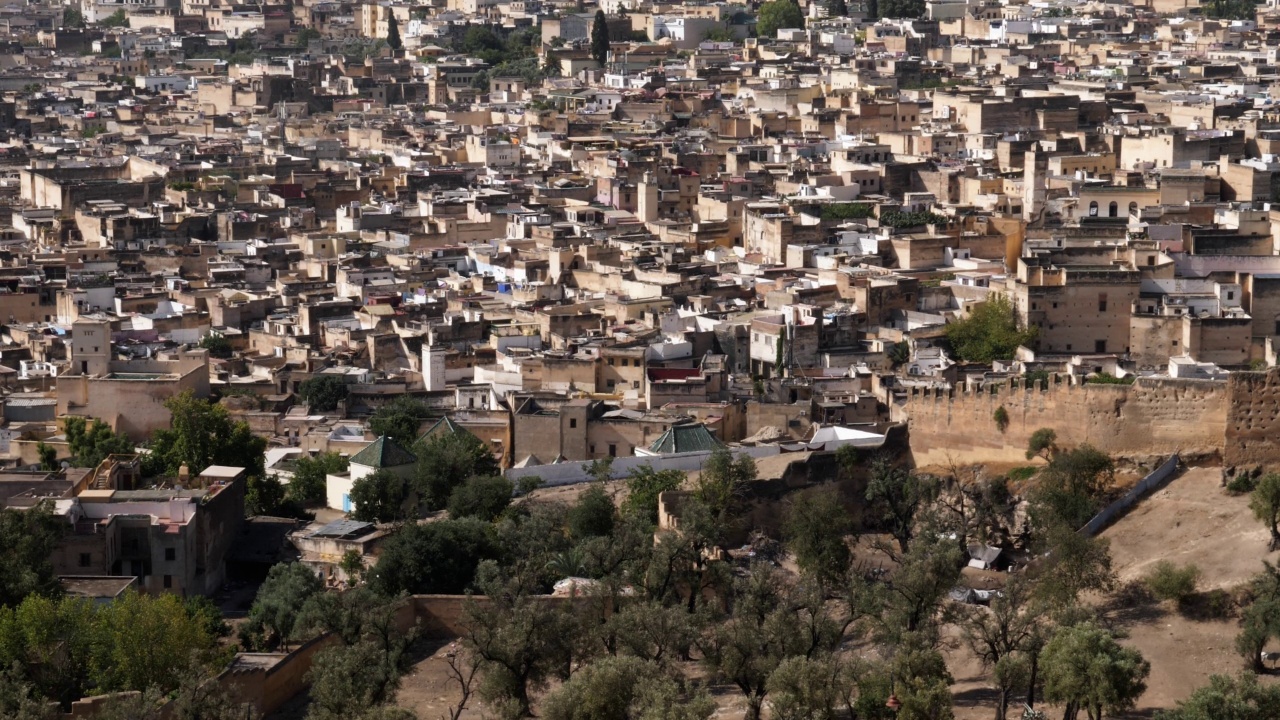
[899,375,1230,467]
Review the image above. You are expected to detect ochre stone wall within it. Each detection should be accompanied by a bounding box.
[898,376,1229,467]
[1224,370,1280,470]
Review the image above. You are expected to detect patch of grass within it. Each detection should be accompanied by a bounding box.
[1007,466,1037,482]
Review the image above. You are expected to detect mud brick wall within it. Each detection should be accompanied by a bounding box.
[899,376,1229,467]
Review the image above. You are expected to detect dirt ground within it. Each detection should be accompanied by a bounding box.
[1102,464,1280,590]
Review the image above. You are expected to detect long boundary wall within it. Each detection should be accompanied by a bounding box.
[897,375,1229,467]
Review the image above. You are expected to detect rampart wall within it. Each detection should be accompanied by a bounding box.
[898,375,1230,467]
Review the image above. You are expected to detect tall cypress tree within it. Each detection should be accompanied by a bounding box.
[591,9,609,67]
[386,11,403,51]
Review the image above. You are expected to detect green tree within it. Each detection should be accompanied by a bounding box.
[1028,445,1113,532]
[568,484,616,540]
[145,391,266,477]
[241,562,324,651]
[783,486,852,587]
[0,662,55,720]
[198,333,232,359]
[448,475,513,522]
[414,431,502,510]
[62,8,85,28]
[1160,673,1280,720]
[960,576,1047,720]
[1032,522,1116,607]
[541,655,714,720]
[1252,473,1280,551]
[1144,561,1201,604]
[877,0,925,17]
[35,442,57,472]
[0,502,64,607]
[695,448,755,520]
[1235,563,1280,672]
[1040,623,1150,720]
[1026,427,1058,461]
[756,0,804,37]
[306,639,408,720]
[591,9,609,66]
[865,457,939,556]
[350,469,413,523]
[1204,0,1258,20]
[101,9,128,27]
[827,0,849,16]
[295,27,321,48]
[90,592,221,695]
[287,452,348,505]
[298,375,349,412]
[368,519,500,596]
[766,655,854,720]
[385,11,402,51]
[368,397,431,446]
[0,594,95,705]
[463,569,580,716]
[944,295,1038,364]
[621,465,684,525]
[699,565,837,720]
[64,417,134,468]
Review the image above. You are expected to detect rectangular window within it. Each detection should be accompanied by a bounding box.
[569,418,577,429]
[163,575,172,589]
[1098,294,1107,312]
[1095,340,1106,353]
[1228,291,1235,301]
[608,444,617,457]
[79,553,91,567]
[165,548,176,561]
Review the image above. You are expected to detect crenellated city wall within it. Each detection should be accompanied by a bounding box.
[898,375,1231,467]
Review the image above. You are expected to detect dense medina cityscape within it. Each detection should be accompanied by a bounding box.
[14,0,1280,718]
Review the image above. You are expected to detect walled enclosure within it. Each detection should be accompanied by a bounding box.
[897,375,1230,467]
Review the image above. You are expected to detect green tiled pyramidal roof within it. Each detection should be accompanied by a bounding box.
[648,423,725,455]
[419,415,478,444]
[350,435,418,468]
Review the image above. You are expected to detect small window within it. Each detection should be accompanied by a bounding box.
[79,553,91,567]
[163,575,172,589]
[1095,340,1106,353]
[1052,302,1058,309]
[1228,291,1235,301]
[1147,256,1155,266]
[1098,294,1107,312]
[165,548,176,561]
[569,418,577,429]
[608,444,617,457]
[607,358,615,366]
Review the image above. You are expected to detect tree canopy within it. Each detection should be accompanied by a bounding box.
[0,502,63,608]
[591,10,609,66]
[64,417,133,469]
[756,0,804,37]
[945,295,1038,364]
[368,518,500,596]
[145,391,266,477]
[298,375,349,413]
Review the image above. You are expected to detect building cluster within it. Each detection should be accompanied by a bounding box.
[0,0,1279,594]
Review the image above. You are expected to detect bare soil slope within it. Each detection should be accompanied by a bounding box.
[1103,465,1280,590]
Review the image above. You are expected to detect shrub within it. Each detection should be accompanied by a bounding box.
[1227,473,1257,495]
[1144,561,1201,603]
[993,405,1010,433]
[1007,466,1037,483]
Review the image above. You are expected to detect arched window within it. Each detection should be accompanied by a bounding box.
[1089,201,1098,217]
[1109,201,1118,217]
